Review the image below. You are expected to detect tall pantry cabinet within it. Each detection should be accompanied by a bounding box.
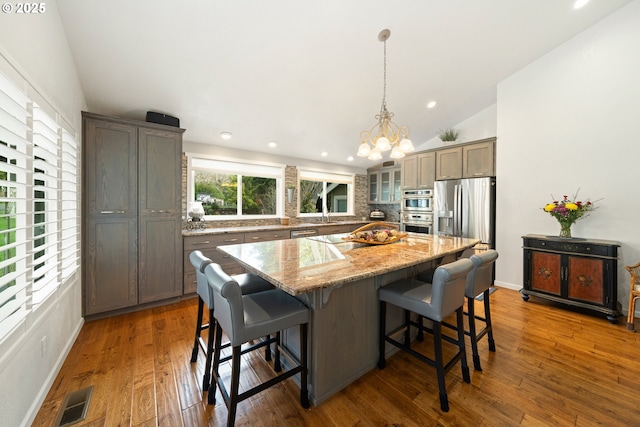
[82,112,184,316]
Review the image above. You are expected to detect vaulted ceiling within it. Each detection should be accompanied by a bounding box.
[57,0,633,168]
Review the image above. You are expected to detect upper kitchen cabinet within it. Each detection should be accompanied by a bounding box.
[463,139,495,178]
[82,112,184,317]
[84,119,138,217]
[138,127,182,216]
[435,146,462,180]
[436,138,496,181]
[402,152,435,189]
[368,164,401,203]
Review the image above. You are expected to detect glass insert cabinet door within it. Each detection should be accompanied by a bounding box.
[380,170,391,202]
[369,173,378,202]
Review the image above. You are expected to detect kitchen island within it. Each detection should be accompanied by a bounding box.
[218,232,480,405]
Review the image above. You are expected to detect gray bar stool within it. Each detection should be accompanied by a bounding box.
[378,258,473,412]
[465,250,499,371]
[189,250,273,391]
[205,262,310,426]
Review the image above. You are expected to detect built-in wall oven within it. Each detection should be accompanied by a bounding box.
[401,189,433,212]
[401,189,433,234]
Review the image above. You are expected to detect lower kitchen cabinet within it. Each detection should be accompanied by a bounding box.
[183,233,247,294]
[85,217,138,315]
[139,216,183,303]
[521,234,620,322]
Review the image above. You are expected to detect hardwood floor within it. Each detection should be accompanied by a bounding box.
[33,288,640,426]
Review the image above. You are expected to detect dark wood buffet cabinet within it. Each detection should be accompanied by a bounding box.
[521,234,620,322]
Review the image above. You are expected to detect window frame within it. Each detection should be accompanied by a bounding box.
[298,168,355,218]
[186,153,286,220]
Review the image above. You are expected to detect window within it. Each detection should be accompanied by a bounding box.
[188,155,284,218]
[0,71,79,343]
[298,169,354,216]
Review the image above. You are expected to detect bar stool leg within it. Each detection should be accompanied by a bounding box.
[432,322,449,412]
[416,316,424,341]
[264,334,272,361]
[403,309,411,347]
[208,322,223,405]
[378,301,387,369]
[190,297,205,363]
[227,346,242,427]
[202,307,215,390]
[456,307,471,384]
[467,296,482,371]
[273,331,282,372]
[484,290,496,352]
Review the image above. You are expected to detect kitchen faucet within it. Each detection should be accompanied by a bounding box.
[322,208,331,223]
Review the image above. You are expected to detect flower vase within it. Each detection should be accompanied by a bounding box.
[559,223,573,238]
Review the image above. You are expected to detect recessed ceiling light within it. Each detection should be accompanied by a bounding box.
[220,132,232,140]
[321,152,328,157]
[574,0,589,9]
[347,156,354,162]
[268,141,277,148]
[427,101,437,109]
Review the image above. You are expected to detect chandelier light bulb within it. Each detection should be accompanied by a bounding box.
[357,142,371,157]
[399,138,414,153]
[390,146,405,159]
[376,136,391,151]
[368,149,382,161]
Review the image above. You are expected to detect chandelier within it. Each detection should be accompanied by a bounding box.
[357,29,414,161]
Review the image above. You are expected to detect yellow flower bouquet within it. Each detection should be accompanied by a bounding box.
[543,191,594,238]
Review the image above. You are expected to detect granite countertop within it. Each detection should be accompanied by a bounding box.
[218,233,480,295]
[182,220,397,237]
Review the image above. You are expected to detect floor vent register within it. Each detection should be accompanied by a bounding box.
[54,385,93,427]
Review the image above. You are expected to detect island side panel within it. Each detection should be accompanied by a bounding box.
[299,266,423,405]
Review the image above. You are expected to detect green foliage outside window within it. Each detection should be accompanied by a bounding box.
[194,171,276,216]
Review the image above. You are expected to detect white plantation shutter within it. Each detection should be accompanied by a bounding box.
[0,71,31,339]
[32,105,60,305]
[0,69,80,341]
[60,128,79,281]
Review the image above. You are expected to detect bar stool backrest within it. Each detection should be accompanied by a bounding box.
[204,262,245,344]
[432,258,474,321]
[190,250,214,307]
[466,250,499,298]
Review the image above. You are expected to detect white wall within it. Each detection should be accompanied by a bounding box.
[0,1,87,426]
[184,140,368,175]
[414,103,497,151]
[495,0,640,316]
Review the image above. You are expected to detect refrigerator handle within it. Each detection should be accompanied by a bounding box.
[457,184,462,236]
[454,184,460,236]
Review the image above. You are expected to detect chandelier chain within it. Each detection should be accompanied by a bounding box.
[381,37,387,112]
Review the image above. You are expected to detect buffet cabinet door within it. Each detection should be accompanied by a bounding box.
[567,256,604,304]
[530,251,562,295]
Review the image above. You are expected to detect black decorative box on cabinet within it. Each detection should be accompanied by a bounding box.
[521,234,620,323]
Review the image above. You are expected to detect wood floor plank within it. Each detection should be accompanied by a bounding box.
[32,290,640,426]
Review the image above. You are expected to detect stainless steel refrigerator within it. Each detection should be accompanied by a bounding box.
[433,177,496,247]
